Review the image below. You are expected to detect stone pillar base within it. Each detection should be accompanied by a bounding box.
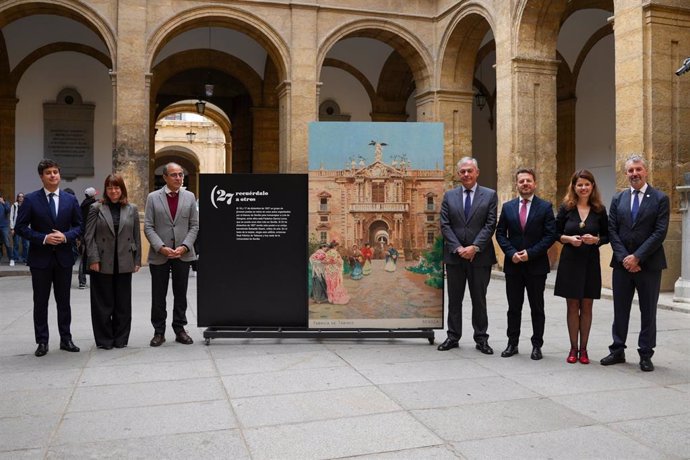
[673,278,690,304]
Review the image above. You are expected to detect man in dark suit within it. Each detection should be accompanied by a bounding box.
[15,159,82,357]
[496,168,556,360]
[601,154,669,372]
[144,162,199,347]
[438,157,497,354]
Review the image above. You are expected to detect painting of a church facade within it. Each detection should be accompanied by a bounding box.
[308,122,445,329]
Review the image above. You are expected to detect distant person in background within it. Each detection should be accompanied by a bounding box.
[554,170,609,365]
[79,187,98,289]
[15,159,82,357]
[9,193,29,265]
[0,193,10,264]
[85,174,141,349]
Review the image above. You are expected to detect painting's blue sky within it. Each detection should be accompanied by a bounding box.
[309,122,443,170]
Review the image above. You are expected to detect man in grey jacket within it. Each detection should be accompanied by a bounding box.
[144,162,199,346]
[438,157,498,354]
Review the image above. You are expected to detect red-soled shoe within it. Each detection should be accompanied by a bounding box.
[579,349,590,364]
[567,348,578,364]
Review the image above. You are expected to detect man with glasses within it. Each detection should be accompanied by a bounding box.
[144,162,199,347]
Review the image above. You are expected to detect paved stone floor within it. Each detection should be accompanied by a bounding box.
[0,266,688,459]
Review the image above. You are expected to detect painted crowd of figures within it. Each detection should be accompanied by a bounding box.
[309,241,399,305]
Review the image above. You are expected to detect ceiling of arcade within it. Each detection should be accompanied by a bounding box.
[0,1,617,129]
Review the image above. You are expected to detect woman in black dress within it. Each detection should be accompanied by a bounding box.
[554,170,608,364]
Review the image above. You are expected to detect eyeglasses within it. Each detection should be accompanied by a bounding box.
[167,173,184,178]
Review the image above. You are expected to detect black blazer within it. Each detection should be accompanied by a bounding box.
[440,185,497,266]
[608,185,668,270]
[15,188,82,269]
[496,195,556,275]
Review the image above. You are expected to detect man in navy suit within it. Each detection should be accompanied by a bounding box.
[15,159,82,357]
[601,154,669,372]
[438,157,497,354]
[496,168,556,360]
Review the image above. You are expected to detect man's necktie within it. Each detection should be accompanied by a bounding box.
[464,189,472,220]
[631,190,640,222]
[519,198,528,230]
[48,193,57,221]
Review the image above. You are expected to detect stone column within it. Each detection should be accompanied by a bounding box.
[282,5,318,173]
[0,97,17,200]
[508,57,559,205]
[112,0,150,208]
[613,2,690,290]
[434,90,474,184]
[674,182,690,303]
[252,107,279,173]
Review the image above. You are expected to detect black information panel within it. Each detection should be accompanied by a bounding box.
[198,174,308,328]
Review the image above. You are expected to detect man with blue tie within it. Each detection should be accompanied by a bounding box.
[601,154,669,372]
[15,159,82,357]
[438,157,497,354]
[496,168,556,360]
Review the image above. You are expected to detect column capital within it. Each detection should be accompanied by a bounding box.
[512,56,560,75]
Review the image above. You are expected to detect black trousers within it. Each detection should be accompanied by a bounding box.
[150,259,190,335]
[31,255,73,344]
[90,271,132,347]
[505,271,546,347]
[445,262,491,343]
[610,267,660,358]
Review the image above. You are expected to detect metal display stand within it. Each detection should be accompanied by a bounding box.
[203,327,435,345]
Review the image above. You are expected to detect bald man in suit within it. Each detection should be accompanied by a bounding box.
[438,157,497,354]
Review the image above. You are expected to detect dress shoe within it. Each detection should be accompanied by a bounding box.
[175,330,194,345]
[437,338,459,351]
[501,344,519,357]
[600,352,625,366]
[566,348,578,364]
[639,356,654,372]
[97,344,113,350]
[150,334,166,347]
[113,343,127,349]
[578,349,590,365]
[59,340,80,352]
[35,343,48,357]
[475,342,494,355]
[530,346,543,360]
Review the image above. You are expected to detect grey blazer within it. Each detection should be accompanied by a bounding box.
[144,188,199,264]
[85,202,142,274]
[440,184,498,266]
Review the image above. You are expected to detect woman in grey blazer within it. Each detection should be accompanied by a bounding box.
[85,174,141,349]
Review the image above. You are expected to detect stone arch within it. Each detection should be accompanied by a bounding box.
[9,43,111,87]
[514,0,568,59]
[151,49,263,113]
[375,50,414,120]
[0,1,116,66]
[316,19,434,95]
[146,6,289,81]
[438,4,496,90]
[322,57,376,109]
